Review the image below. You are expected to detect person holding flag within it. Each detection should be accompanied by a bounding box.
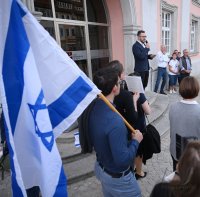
[89,67,143,197]
[0,0,100,196]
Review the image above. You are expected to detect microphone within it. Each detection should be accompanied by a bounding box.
[144,40,148,46]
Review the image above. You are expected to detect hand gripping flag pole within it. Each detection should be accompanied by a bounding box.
[99,93,137,134]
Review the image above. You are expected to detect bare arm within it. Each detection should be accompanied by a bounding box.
[142,100,151,115]
[133,92,140,112]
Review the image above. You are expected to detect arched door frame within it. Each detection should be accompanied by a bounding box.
[120,0,141,75]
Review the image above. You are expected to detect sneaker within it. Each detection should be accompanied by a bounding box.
[169,90,173,94]
[173,90,176,93]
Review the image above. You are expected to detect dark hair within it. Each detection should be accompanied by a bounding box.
[172,52,177,56]
[150,182,175,197]
[179,76,199,99]
[170,141,200,197]
[137,30,145,36]
[108,60,124,77]
[93,67,118,96]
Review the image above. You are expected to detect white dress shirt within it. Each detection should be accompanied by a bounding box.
[156,51,169,68]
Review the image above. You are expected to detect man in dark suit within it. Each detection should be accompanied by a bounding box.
[132,30,150,89]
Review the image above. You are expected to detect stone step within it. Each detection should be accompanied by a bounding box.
[57,141,82,162]
[150,106,170,137]
[147,93,169,124]
[145,91,158,106]
[56,128,78,144]
[63,153,96,185]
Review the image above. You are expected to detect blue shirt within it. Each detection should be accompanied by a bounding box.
[89,98,139,173]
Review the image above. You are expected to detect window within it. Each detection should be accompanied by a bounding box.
[190,21,196,52]
[161,1,178,55]
[162,11,171,54]
[34,0,109,78]
[190,16,200,54]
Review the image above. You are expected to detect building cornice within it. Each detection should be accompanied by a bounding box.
[123,25,141,35]
[162,0,178,12]
[192,0,200,8]
[191,14,200,21]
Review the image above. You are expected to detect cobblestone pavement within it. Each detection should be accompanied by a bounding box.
[67,132,172,197]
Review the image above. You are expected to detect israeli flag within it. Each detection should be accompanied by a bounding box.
[0,0,100,196]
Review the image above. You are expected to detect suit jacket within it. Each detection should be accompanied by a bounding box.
[132,41,150,72]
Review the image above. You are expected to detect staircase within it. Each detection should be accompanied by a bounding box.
[56,91,170,186]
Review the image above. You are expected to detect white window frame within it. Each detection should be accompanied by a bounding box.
[190,15,200,54]
[161,11,171,54]
[190,20,196,52]
[161,1,178,55]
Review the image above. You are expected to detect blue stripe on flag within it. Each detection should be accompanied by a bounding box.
[4,118,24,197]
[48,76,92,128]
[53,167,68,197]
[2,1,29,135]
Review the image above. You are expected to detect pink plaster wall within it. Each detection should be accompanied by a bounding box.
[134,0,142,27]
[105,0,125,65]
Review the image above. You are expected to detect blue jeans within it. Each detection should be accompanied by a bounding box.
[168,75,178,86]
[154,67,167,93]
[94,162,141,197]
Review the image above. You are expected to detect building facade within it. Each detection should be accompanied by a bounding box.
[23,0,200,90]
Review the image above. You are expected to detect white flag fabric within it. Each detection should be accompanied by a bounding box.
[0,0,100,196]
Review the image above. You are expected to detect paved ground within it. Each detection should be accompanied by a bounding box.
[67,130,172,197]
[0,92,181,197]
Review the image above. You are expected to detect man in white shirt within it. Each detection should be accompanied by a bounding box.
[154,45,169,95]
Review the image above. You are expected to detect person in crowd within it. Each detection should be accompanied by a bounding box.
[108,60,139,137]
[89,67,143,197]
[177,52,181,61]
[154,45,169,95]
[132,30,151,89]
[128,73,151,179]
[168,52,179,93]
[169,76,200,171]
[150,141,200,197]
[179,49,192,83]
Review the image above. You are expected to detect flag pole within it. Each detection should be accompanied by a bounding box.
[99,93,136,134]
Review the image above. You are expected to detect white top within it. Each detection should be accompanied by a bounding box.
[156,51,169,68]
[180,100,198,104]
[168,59,179,75]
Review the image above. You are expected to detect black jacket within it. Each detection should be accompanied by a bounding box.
[142,124,161,164]
[78,98,98,154]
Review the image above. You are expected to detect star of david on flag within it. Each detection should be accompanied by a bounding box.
[28,90,54,152]
[0,0,100,196]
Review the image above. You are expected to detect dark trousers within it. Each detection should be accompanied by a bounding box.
[171,155,178,172]
[137,71,149,89]
[154,67,167,93]
[179,73,190,84]
[26,186,40,197]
